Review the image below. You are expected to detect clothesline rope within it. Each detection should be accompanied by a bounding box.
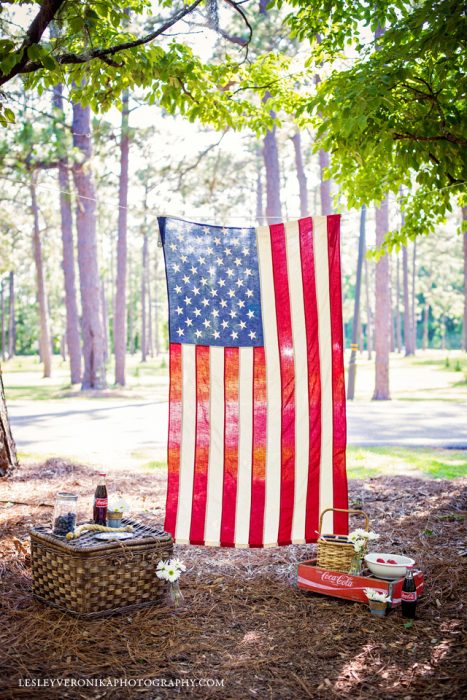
[19,179,466,222]
[31,180,354,221]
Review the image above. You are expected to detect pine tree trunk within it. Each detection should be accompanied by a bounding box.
[291,132,308,217]
[8,271,15,359]
[372,199,390,400]
[395,254,402,352]
[129,300,135,355]
[255,147,264,225]
[60,333,67,361]
[463,206,467,351]
[114,89,129,386]
[423,302,429,350]
[154,252,160,356]
[411,240,417,352]
[30,171,52,378]
[141,234,148,363]
[0,363,17,476]
[318,148,332,216]
[262,92,282,223]
[101,279,109,363]
[314,68,333,216]
[52,84,82,384]
[128,253,135,355]
[347,205,366,400]
[147,253,154,358]
[72,99,107,390]
[0,282,6,361]
[389,256,395,352]
[402,245,414,356]
[364,254,372,359]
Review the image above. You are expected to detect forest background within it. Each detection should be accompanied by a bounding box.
[0,0,465,452]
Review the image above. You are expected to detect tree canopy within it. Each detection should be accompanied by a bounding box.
[281,0,466,247]
[0,1,292,132]
[0,0,466,250]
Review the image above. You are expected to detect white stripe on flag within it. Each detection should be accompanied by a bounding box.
[175,344,196,544]
[256,225,281,546]
[313,216,334,533]
[285,219,309,544]
[204,346,225,546]
[234,347,254,546]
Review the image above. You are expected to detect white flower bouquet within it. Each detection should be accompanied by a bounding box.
[157,559,186,607]
[348,528,379,574]
[107,497,130,514]
[364,588,391,616]
[348,528,379,548]
[364,588,391,603]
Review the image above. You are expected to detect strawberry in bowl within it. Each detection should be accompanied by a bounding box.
[364,552,415,580]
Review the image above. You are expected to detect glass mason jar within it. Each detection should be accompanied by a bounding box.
[168,580,184,609]
[349,553,364,576]
[52,493,78,536]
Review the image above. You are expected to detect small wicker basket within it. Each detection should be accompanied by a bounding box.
[316,508,369,573]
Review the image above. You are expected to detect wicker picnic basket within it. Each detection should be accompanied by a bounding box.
[30,519,173,618]
[316,508,369,573]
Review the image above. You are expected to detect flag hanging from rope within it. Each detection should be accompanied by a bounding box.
[158,215,348,547]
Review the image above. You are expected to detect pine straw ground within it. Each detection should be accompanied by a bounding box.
[0,459,466,700]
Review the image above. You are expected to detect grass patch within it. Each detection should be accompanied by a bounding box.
[141,460,167,470]
[347,446,467,480]
[4,384,72,401]
[2,354,170,403]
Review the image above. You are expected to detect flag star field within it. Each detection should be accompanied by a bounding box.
[160,218,264,347]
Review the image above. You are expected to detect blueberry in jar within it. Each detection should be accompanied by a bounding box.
[53,512,76,536]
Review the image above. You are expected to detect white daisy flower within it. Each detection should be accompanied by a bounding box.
[167,569,181,583]
[171,558,186,572]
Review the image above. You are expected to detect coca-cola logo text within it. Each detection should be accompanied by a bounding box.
[321,572,353,587]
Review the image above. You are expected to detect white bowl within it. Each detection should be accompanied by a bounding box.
[364,552,415,580]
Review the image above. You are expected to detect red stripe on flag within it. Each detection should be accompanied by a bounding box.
[189,345,210,545]
[165,343,182,537]
[327,214,348,534]
[270,223,295,546]
[249,346,266,547]
[220,347,240,547]
[298,217,322,542]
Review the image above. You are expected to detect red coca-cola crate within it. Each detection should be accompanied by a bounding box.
[297,559,424,607]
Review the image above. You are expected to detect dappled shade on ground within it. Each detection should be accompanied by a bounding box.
[0,460,465,699]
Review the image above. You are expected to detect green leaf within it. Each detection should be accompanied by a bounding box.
[27,44,42,62]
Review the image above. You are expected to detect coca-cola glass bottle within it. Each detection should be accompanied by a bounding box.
[93,472,108,525]
[401,564,417,618]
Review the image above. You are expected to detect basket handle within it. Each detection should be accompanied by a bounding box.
[318,508,369,534]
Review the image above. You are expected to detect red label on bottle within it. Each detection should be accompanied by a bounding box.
[95,498,108,507]
[401,591,417,602]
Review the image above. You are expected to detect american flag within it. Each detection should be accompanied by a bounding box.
[159,215,347,547]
